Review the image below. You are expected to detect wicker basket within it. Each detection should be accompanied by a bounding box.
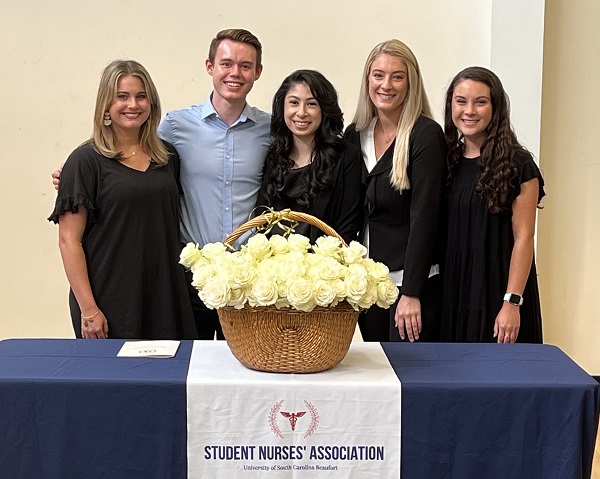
[217,210,359,373]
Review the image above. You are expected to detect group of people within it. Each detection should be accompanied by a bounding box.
[49,28,544,345]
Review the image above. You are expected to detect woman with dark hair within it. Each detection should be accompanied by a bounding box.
[48,60,196,340]
[256,69,362,244]
[441,66,545,343]
[344,40,447,342]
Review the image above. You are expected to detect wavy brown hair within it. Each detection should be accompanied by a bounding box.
[444,66,530,213]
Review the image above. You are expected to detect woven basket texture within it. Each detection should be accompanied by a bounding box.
[218,301,359,373]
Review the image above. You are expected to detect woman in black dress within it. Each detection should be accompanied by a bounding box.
[256,69,362,245]
[344,40,447,342]
[49,60,196,340]
[441,66,544,343]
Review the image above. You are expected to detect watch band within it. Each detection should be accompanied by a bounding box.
[503,293,523,306]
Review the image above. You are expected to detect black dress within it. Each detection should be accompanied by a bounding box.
[48,142,197,339]
[441,151,545,343]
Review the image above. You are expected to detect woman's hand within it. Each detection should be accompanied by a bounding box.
[493,302,520,343]
[394,295,422,342]
[81,310,109,339]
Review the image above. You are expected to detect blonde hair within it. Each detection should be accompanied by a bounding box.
[352,40,432,190]
[91,60,168,166]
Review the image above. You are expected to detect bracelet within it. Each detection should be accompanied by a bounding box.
[81,310,100,321]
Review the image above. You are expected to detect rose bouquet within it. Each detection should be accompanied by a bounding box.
[180,233,398,313]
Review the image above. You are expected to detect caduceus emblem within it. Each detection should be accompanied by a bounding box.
[268,400,319,438]
[280,411,306,431]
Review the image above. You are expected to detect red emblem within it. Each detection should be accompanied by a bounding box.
[269,400,319,439]
[280,411,306,431]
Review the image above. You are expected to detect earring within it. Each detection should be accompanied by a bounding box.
[103,111,112,126]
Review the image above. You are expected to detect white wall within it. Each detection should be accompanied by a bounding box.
[1,1,548,347]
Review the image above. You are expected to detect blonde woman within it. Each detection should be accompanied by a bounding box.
[345,40,446,342]
[49,60,196,340]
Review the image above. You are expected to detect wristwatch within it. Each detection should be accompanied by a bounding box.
[503,293,523,306]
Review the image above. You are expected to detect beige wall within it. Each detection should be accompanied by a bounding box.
[538,0,600,374]
[0,0,496,339]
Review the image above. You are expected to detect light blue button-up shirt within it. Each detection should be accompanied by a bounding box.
[159,96,271,247]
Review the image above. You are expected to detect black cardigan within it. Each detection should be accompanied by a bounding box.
[344,116,447,297]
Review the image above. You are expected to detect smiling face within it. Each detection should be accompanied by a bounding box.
[206,39,262,110]
[107,74,151,136]
[283,82,322,143]
[451,79,493,150]
[367,53,409,118]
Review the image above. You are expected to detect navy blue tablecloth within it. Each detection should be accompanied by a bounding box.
[0,340,598,479]
[381,343,600,479]
[0,339,192,479]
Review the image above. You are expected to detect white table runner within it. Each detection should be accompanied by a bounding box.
[187,342,401,478]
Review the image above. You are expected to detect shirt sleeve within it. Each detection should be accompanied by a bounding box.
[158,115,174,144]
[47,145,99,224]
[508,150,546,204]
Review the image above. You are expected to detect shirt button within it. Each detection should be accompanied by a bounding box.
[225,207,230,211]
[226,155,231,159]
[225,181,230,185]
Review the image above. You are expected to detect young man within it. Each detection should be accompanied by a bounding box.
[158,29,271,339]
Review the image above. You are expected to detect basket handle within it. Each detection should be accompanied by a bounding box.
[223,210,347,247]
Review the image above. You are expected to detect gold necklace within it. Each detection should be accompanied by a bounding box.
[377,122,396,144]
[121,145,141,159]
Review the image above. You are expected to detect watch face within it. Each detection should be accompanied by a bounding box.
[504,293,523,306]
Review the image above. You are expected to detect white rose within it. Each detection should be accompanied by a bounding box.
[228,287,248,309]
[277,251,307,279]
[377,278,399,308]
[255,257,280,282]
[201,242,228,260]
[357,282,378,309]
[286,278,316,312]
[313,280,337,307]
[309,256,344,281]
[191,264,213,289]
[287,234,311,252]
[269,234,290,255]
[344,272,368,301]
[363,258,390,281]
[229,257,256,288]
[342,241,368,264]
[249,278,279,306]
[247,234,272,260]
[347,262,368,277]
[198,277,230,309]
[179,242,203,269]
[313,235,342,259]
[331,278,346,301]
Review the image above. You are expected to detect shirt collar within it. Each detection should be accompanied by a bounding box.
[202,93,257,126]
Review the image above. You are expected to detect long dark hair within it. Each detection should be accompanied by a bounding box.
[444,66,530,213]
[263,69,344,209]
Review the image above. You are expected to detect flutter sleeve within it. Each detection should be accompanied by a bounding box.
[47,144,99,224]
[509,150,546,205]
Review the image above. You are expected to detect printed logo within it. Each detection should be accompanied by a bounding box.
[269,400,319,439]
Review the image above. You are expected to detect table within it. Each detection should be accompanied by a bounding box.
[0,339,598,479]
